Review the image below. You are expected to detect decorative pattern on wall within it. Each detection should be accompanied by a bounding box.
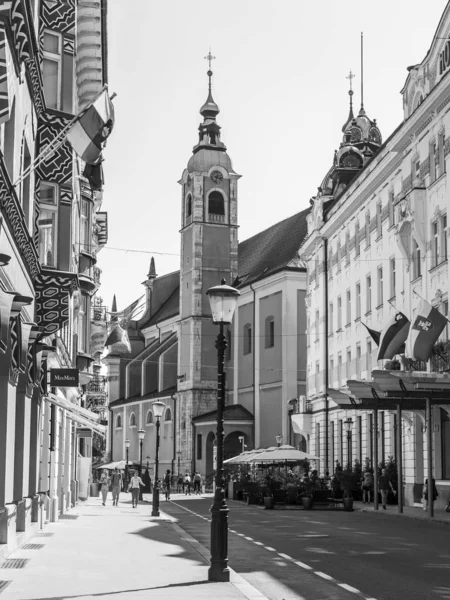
[35,269,78,335]
[42,0,75,35]
[36,113,73,184]
[0,161,40,279]
[0,24,9,123]
[11,0,30,61]
[9,315,21,385]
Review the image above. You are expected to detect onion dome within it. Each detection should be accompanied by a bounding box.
[200,71,220,119]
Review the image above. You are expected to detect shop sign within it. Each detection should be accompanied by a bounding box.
[50,368,79,387]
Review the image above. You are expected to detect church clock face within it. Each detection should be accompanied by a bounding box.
[210,170,223,184]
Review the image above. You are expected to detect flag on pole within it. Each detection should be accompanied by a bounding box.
[405,299,448,361]
[377,312,410,360]
[66,90,115,164]
[361,322,381,346]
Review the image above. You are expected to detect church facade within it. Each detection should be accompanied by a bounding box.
[301,3,450,508]
[106,68,310,482]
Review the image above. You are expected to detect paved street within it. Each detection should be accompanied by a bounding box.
[163,495,450,600]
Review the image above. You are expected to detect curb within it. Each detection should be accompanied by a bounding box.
[162,512,269,600]
[355,506,450,526]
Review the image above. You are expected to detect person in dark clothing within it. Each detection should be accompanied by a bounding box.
[423,477,438,511]
[111,468,122,506]
[379,468,396,509]
[163,470,171,500]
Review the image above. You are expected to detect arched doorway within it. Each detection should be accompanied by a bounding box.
[224,431,246,461]
[205,431,215,481]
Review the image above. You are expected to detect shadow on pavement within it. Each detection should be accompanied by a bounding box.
[33,580,210,600]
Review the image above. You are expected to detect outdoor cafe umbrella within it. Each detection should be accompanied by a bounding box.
[248,445,319,463]
[224,448,267,465]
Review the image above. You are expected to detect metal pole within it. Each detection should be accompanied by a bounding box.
[426,397,433,518]
[373,408,379,510]
[125,448,129,491]
[152,419,161,517]
[208,322,230,582]
[396,404,403,513]
[139,441,143,501]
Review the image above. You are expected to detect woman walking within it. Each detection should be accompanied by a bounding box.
[128,470,145,508]
[100,470,110,506]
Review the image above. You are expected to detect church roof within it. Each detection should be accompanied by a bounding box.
[236,206,310,287]
[136,207,310,329]
[192,403,254,423]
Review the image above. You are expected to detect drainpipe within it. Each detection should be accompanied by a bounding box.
[109,405,113,460]
[323,238,329,476]
[171,392,176,477]
[249,283,256,448]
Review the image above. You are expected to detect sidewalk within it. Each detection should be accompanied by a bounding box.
[354,500,450,524]
[0,494,267,600]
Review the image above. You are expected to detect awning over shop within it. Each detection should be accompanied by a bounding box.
[45,393,107,435]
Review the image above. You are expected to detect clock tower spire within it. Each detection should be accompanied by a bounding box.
[176,56,240,471]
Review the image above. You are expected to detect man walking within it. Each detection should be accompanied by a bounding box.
[128,470,145,508]
[163,470,171,500]
[193,472,202,495]
[379,468,396,509]
[111,468,122,506]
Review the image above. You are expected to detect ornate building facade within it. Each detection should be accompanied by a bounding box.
[301,3,450,508]
[0,0,110,557]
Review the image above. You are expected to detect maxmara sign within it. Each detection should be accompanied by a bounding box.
[439,40,450,76]
[50,368,79,387]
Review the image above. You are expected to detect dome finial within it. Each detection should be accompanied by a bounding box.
[200,50,220,119]
[342,70,355,132]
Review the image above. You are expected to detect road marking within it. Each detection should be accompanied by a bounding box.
[278,553,292,560]
[236,533,245,537]
[265,546,276,552]
[294,560,312,570]
[296,534,329,538]
[338,583,361,594]
[253,541,264,546]
[315,571,334,581]
[244,536,253,541]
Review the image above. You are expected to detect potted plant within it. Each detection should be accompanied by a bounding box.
[336,467,358,510]
[300,476,316,510]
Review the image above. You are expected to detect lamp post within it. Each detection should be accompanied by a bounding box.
[206,279,240,582]
[138,429,145,500]
[151,401,165,517]
[238,436,246,454]
[344,418,353,468]
[125,439,131,490]
[177,450,182,476]
[276,435,282,447]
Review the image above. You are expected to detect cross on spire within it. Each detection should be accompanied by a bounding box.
[204,50,216,71]
[346,69,355,92]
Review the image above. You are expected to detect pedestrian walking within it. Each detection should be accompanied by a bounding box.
[361,470,373,504]
[379,468,396,509]
[111,468,122,506]
[184,472,191,495]
[423,477,438,511]
[163,470,171,500]
[100,470,110,506]
[193,472,202,495]
[177,474,183,493]
[128,470,145,508]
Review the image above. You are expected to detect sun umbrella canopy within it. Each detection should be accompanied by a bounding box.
[249,445,319,463]
[224,448,266,464]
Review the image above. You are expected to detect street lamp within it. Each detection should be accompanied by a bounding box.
[125,439,131,490]
[276,435,282,447]
[177,450,182,476]
[344,418,353,468]
[138,429,145,500]
[151,400,165,517]
[206,279,240,582]
[238,435,246,454]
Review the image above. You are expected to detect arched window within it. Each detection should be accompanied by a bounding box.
[146,411,153,425]
[116,414,122,428]
[265,317,275,348]
[129,412,136,427]
[186,194,192,218]
[165,408,172,422]
[208,191,225,215]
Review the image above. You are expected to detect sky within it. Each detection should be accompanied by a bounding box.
[99,0,448,312]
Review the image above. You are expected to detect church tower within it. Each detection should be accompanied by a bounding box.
[177,56,240,469]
